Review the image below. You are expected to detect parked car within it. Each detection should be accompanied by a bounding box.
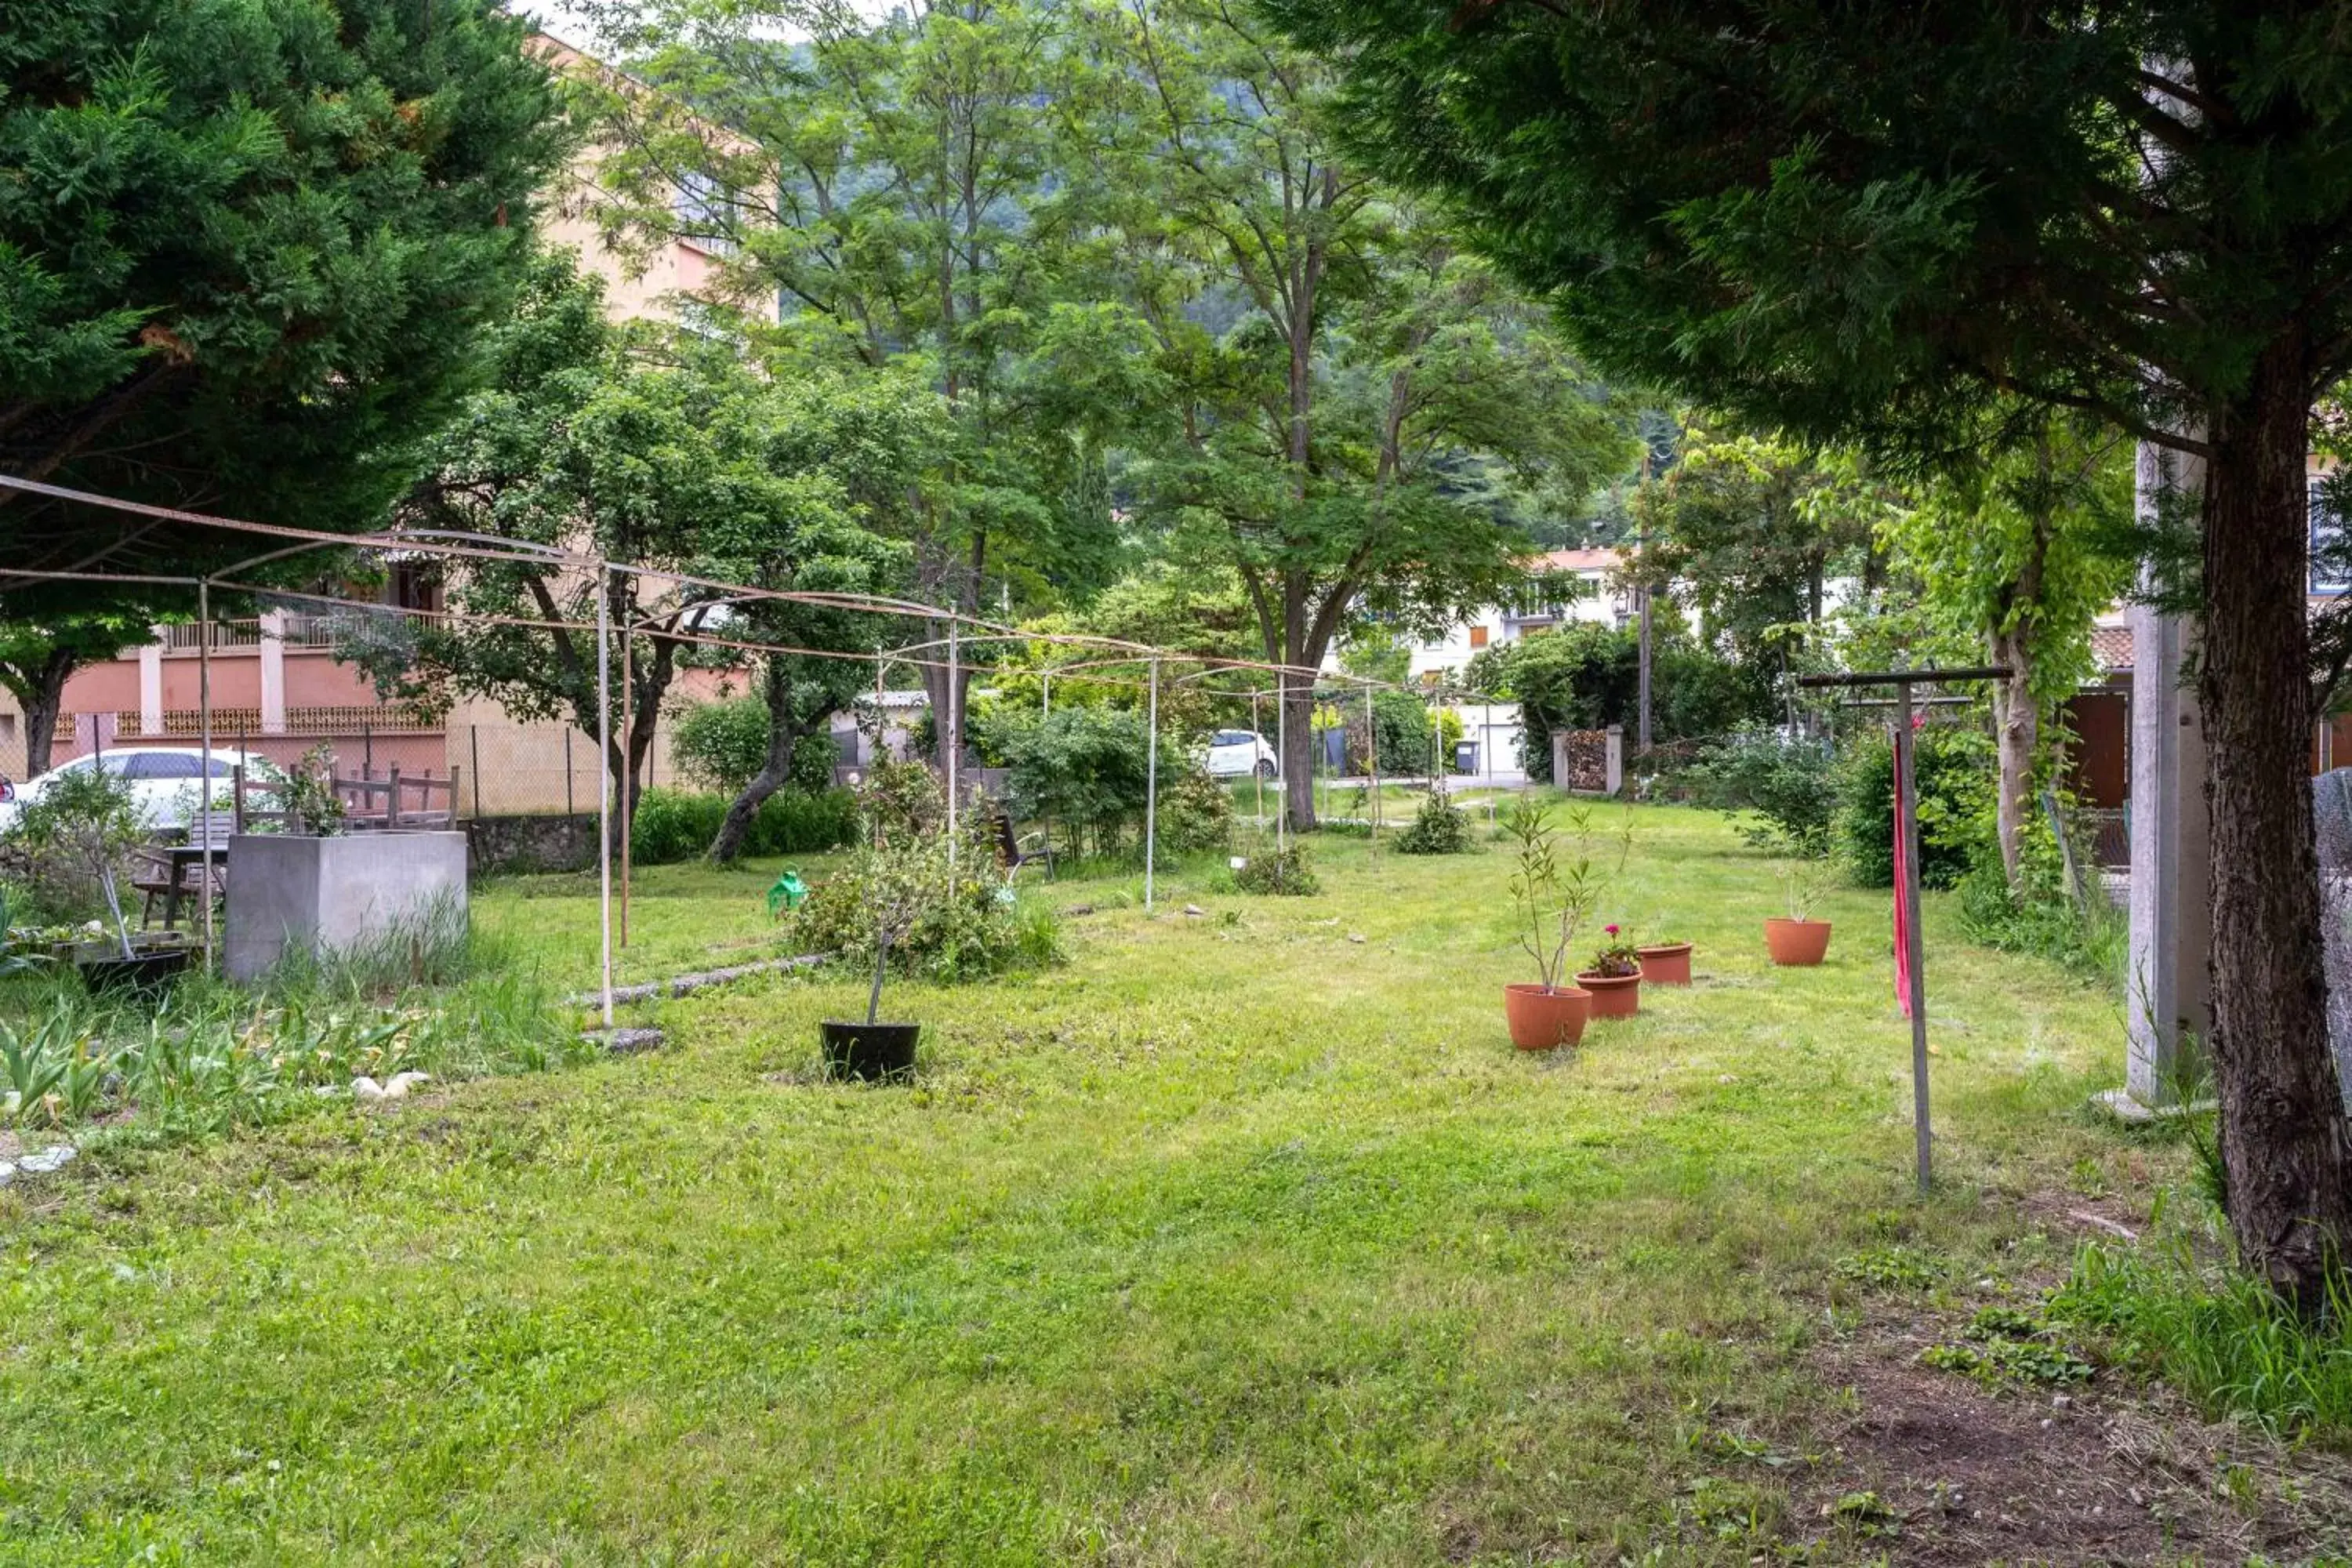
[0,747,285,833]
[1203,728,1278,779]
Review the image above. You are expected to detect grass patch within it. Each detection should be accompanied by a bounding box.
[2050,1199,2352,1439]
[0,803,2180,1563]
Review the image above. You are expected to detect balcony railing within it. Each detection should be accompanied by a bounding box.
[106,706,439,739]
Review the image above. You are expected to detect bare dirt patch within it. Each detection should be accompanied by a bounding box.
[1780,1304,2352,1564]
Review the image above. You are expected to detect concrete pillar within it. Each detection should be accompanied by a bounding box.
[138,635,163,739]
[2122,442,2212,1110]
[260,609,287,735]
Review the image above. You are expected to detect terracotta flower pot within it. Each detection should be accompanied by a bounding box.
[1764,917,1833,967]
[1575,971,1642,1018]
[1636,942,1693,985]
[1503,983,1591,1051]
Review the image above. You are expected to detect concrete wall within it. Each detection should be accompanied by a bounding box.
[223,830,470,981]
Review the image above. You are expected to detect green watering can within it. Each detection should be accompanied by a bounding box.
[767,867,810,917]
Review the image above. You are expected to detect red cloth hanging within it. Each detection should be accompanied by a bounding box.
[1893,737,1914,1018]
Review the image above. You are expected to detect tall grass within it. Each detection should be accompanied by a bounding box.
[2049,1194,2352,1443]
[0,903,588,1145]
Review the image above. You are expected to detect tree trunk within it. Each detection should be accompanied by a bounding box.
[2198,332,2352,1316]
[1280,576,1316,829]
[711,660,804,862]
[15,646,76,777]
[1988,627,2038,887]
[1279,680,1317,829]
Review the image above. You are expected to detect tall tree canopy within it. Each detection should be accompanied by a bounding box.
[0,0,565,771]
[1076,0,1635,822]
[572,0,1145,735]
[375,254,914,829]
[1272,0,2352,1308]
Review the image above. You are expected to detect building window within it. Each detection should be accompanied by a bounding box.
[675,172,739,256]
[1468,625,1490,649]
[387,561,442,615]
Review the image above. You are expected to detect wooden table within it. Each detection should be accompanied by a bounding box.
[163,843,227,930]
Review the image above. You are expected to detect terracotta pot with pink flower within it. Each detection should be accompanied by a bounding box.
[1576,924,1643,1018]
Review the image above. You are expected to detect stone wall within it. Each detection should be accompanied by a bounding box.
[465,812,600,876]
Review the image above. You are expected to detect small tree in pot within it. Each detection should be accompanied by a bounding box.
[787,758,1022,1080]
[820,829,932,1080]
[1499,797,1627,1050]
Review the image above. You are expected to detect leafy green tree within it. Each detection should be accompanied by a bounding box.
[1890,418,2136,883]
[572,0,1142,731]
[376,254,907,849]
[0,0,565,753]
[1273,0,2352,1307]
[1079,0,1634,824]
[1626,424,1899,670]
[0,611,158,779]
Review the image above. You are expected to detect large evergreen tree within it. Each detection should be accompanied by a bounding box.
[1272,0,2352,1307]
[0,0,566,771]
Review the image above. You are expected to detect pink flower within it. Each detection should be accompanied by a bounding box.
[1605,924,1619,935]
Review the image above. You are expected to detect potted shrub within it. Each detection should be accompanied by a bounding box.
[1766,847,1834,966]
[2,765,190,999]
[1498,797,1624,1051]
[1637,935,1694,985]
[1577,924,1643,1018]
[816,829,929,1081]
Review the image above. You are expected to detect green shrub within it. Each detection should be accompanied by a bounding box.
[1832,725,1993,888]
[630,786,858,866]
[782,763,1059,982]
[1235,843,1319,895]
[1156,764,1233,855]
[1685,727,1837,852]
[1395,790,1472,855]
[994,706,1220,859]
[1954,835,2126,982]
[1465,622,1777,780]
[672,699,841,796]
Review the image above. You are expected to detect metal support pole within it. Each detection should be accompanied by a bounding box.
[1042,669,1051,720]
[596,566,613,1031]
[946,623,959,876]
[619,619,633,949]
[470,723,482,819]
[198,580,215,972]
[1251,689,1265,828]
[1364,682,1378,846]
[1894,678,1932,1191]
[1145,659,1161,910]
[564,725,574,816]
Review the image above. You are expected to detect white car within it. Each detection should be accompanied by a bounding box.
[0,746,285,833]
[1203,728,1278,779]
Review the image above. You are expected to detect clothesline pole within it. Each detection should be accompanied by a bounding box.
[1796,663,2010,1194]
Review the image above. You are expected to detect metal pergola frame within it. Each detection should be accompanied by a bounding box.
[0,474,1461,1025]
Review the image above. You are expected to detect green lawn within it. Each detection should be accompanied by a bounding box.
[0,804,2195,1563]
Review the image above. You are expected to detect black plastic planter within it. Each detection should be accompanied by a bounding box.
[819,1020,920,1082]
[75,947,193,1004]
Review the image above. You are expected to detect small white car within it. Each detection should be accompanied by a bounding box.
[1203,728,1278,779]
[0,746,285,833]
